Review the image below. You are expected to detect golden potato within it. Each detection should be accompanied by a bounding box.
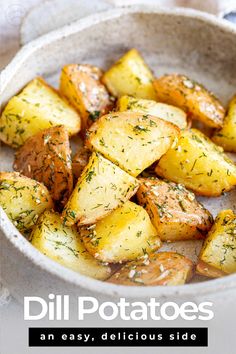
[154,74,225,128]
[60,64,114,131]
[86,112,179,177]
[31,210,111,279]
[108,252,194,286]
[156,128,236,196]
[0,77,81,148]
[197,210,236,276]
[0,172,53,233]
[212,95,236,152]
[102,49,156,100]
[72,146,91,180]
[80,201,161,263]
[196,260,226,278]
[62,152,139,226]
[14,126,73,206]
[117,95,187,129]
[136,177,213,241]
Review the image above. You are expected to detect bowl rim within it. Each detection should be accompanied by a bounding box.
[1,5,236,298]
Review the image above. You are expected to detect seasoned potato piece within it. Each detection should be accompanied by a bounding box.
[137,178,213,241]
[0,77,81,148]
[14,126,73,206]
[196,260,226,278]
[154,74,225,128]
[108,252,194,285]
[117,95,187,129]
[86,112,179,177]
[156,129,236,196]
[212,95,236,152]
[80,201,161,263]
[102,49,156,100]
[72,146,91,180]
[31,210,110,279]
[0,172,53,233]
[197,210,236,276]
[60,64,114,131]
[62,152,139,226]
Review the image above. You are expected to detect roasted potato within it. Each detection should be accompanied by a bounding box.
[156,128,236,196]
[154,74,225,128]
[31,210,111,279]
[108,252,194,286]
[86,112,180,177]
[196,260,226,278]
[62,152,139,226]
[196,210,236,277]
[102,49,156,100]
[0,172,53,233]
[80,201,161,263]
[72,146,91,180]
[137,178,213,241]
[212,95,236,152]
[14,126,73,206]
[60,64,114,131]
[0,77,81,148]
[117,95,187,129]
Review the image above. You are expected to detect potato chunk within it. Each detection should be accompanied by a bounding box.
[102,49,156,100]
[62,152,139,226]
[117,95,187,129]
[60,64,113,131]
[86,112,179,177]
[0,172,53,233]
[0,77,81,147]
[31,210,110,279]
[80,201,161,263]
[156,129,236,196]
[108,252,194,285]
[212,95,236,152]
[154,74,225,128]
[196,260,226,278]
[14,126,73,206]
[137,178,213,241]
[72,146,91,180]
[197,210,236,276]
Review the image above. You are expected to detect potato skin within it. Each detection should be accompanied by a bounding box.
[62,152,139,226]
[137,177,213,241]
[108,252,194,286]
[212,95,236,152]
[156,128,236,196]
[31,210,111,280]
[102,49,156,100]
[198,210,236,275]
[80,201,161,263]
[14,126,73,206]
[0,172,53,233]
[60,64,114,131]
[196,260,226,278]
[72,146,91,180]
[0,77,81,148]
[154,74,225,128]
[86,111,180,177]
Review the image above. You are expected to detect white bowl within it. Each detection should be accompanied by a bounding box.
[1,5,236,303]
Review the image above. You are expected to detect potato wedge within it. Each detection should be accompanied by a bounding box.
[117,95,187,129]
[0,172,53,233]
[14,126,73,206]
[62,152,139,226]
[137,178,213,241]
[0,77,81,148]
[197,210,236,276]
[60,64,114,131]
[108,252,194,285]
[86,112,179,177]
[72,146,91,180]
[154,74,225,128]
[80,201,161,263]
[156,128,236,196]
[212,95,236,152]
[31,210,110,279]
[102,49,156,100]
